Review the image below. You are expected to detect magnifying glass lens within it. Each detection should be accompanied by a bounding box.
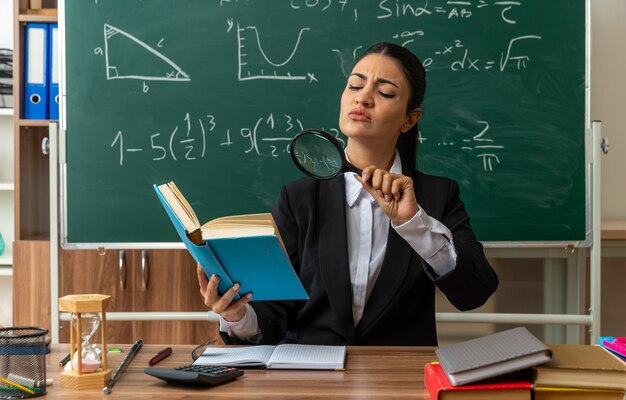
[291,131,345,179]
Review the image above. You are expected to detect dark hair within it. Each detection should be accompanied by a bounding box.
[355,42,426,168]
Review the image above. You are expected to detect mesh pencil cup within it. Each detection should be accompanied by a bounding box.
[0,327,48,399]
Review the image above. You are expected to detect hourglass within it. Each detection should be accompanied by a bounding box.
[71,312,101,373]
[59,294,112,390]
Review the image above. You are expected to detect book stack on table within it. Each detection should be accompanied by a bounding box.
[425,327,626,400]
[426,327,551,399]
[533,344,626,400]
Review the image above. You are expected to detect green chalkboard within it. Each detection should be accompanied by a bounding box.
[62,0,587,245]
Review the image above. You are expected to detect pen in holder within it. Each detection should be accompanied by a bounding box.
[0,326,48,399]
[58,294,112,390]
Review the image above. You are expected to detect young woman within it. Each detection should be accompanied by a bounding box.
[197,42,499,346]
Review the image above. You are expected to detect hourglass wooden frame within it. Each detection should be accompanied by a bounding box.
[58,294,112,390]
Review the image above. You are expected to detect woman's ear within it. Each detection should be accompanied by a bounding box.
[401,108,422,133]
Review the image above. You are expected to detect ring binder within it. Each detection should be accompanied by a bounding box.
[24,23,49,119]
[48,23,59,120]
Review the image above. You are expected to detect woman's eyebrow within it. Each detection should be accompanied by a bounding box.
[349,72,399,88]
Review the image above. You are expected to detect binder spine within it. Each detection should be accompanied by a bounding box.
[48,23,59,120]
[24,22,49,119]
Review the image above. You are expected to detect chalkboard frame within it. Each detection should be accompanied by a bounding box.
[58,0,593,249]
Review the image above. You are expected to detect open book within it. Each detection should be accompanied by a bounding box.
[154,181,308,301]
[192,344,346,370]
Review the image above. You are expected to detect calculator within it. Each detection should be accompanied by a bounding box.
[144,364,244,386]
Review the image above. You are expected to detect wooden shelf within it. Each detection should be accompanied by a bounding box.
[18,119,53,127]
[0,266,12,276]
[21,233,50,241]
[18,9,57,23]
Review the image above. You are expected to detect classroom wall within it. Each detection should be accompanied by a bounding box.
[0,0,622,336]
[592,0,626,220]
[0,0,13,328]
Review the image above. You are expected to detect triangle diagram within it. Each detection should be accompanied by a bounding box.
[104,24,190,81]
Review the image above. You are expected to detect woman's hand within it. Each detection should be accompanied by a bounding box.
[197,264,252,323]
[355,166,420,225]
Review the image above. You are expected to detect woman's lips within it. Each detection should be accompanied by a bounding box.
[348,109,371,121]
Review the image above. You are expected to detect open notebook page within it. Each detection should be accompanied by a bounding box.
[267,344,346,370]
[193,345,275,368]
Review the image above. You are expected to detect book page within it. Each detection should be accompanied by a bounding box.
[157,183,199,233]
[207,213,273,226]
[167,182,200,228]
[200,225,276,239]
[267,344,346,370]
[200,213,277,239]
[192,345,276,368]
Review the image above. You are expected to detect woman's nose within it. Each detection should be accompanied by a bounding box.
[355,93,373,107]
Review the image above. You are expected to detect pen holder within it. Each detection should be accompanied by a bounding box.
[0,327,48,399]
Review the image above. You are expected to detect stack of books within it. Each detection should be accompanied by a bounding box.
[424,362,533,400]
[426,328,626,400]
[426,327,551,399]
[533,344,626,400]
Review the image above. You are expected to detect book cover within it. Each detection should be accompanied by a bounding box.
[154,183,308,301]
[192,344,346,370]
[599,337,626,361]
[534,386,625,400]
[435,327,552,386]
[424,362,532,400]
[533,344,626,390]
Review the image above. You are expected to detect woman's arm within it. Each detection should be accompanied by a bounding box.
[429,179,499,311]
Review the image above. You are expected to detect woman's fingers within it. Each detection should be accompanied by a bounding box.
[221,293,253,322]
[197,263,208,289]
[358,166,401,201]
[197,269,252,322]
[355,166,419,224]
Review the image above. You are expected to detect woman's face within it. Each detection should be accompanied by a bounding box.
[339,53,419,146]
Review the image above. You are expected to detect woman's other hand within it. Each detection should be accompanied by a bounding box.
[355,166,420,225]
[197,264,252,322]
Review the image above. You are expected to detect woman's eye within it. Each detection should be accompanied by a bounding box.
[348,84,362,91]
[379,92,395,99]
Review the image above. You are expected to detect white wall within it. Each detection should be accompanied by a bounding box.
[0,0,13,327]
[0,0,13,48]
[592,0,626,219]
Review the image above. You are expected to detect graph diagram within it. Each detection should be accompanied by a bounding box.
[236,23,315,82]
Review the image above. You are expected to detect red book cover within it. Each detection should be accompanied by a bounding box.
[424,362,533,400]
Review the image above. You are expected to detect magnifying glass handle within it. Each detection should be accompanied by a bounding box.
[344,162,362,176]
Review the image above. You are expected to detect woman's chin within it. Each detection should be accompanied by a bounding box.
[341,124,372,139]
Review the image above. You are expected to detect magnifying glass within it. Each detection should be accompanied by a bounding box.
[290,129,362,179]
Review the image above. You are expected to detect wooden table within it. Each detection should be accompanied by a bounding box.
[43,344,437,399]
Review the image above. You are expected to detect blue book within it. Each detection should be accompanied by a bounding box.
[154,182,308,301]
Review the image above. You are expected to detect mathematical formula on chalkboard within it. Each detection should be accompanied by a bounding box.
[109,113,503,172]
[95,0,538,174]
